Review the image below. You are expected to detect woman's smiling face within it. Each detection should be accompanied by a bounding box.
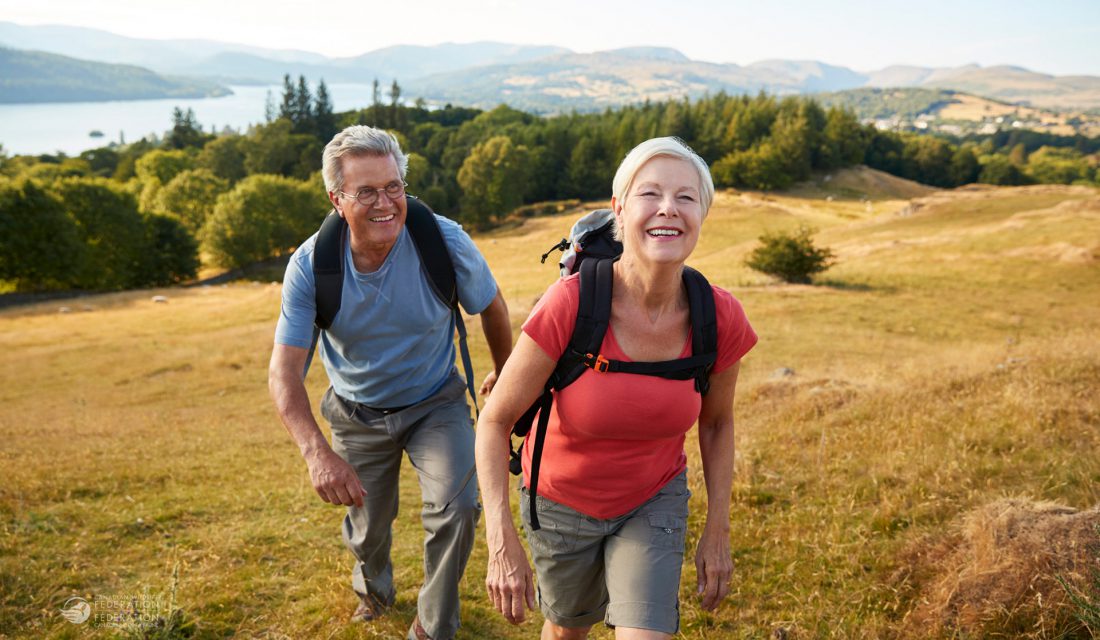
[613,155,704,266]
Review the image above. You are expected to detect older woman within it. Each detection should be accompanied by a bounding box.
[475,137,757,639]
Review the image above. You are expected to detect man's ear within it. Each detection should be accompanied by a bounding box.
[327,191,343,217]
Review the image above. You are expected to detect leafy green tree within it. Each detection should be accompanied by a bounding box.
[457,136,531,229]
[745,226,835,284]
[201,174,327,268]
[864,130,906,176]
[241,119,320,179]
[949,145,981,185]
[79,147,121,177]
[152,168,229,234]
[901,136,953,187]
[404,152,433,198]
[197,135,247,184]
[712,141,791,190]
[135,149,195,185]
[821,107,868,169]
[0,178,84,291]
[978,156,1030,185]
[1008,142,1028,165]
[23,158,93,182]
[141,212,199,285]
[55,177,148,289]
[165,107,209,149]
[1026,147,1093,184]
[566,133,615,198]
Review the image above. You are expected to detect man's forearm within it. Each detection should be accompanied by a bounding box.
[269,366,330,460]
[481,290,513,374]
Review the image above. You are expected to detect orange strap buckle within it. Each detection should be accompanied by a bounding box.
[586,353,610,373]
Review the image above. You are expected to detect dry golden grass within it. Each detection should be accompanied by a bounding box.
[2,170,1099,638]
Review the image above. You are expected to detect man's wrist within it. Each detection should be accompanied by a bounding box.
[299,435,331,462]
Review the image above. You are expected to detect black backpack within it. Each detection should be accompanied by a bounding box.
[515,209,718,529]
[304,195,479,414]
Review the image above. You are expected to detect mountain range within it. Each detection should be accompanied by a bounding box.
[2,21,1098,112]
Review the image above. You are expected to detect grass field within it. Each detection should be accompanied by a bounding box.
[2,169,1099,638]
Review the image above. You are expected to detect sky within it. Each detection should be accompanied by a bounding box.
[2,0,1098,75]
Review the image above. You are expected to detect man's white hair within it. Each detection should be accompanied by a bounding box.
[321,125,408,194]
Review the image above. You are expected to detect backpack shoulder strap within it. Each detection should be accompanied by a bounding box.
[403,195,481,415]
[683,266,718,395]
[313,209,346,330]
[553,257,614,389]
[303,210,346,379]
[404,195,457,308]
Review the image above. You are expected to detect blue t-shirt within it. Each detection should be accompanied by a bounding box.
[275,214,498,407]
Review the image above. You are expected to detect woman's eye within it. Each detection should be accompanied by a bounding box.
[678,194,696,202]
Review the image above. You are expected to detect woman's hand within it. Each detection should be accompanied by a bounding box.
[695,524,733,610]
[485,526,537,624]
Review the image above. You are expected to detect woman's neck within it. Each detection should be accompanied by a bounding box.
[613,254,685,322]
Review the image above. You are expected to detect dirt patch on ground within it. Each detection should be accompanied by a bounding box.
[1003,242,1099,263]
[896,498,1100,638]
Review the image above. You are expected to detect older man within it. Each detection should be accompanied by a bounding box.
[269,125,512,640]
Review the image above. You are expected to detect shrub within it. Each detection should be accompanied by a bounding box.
[745,225,835,284]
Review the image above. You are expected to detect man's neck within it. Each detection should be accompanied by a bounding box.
[348,233,397,274]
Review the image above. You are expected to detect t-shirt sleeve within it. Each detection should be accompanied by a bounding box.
[521,275,580,361]
[274,247,318,349]
[438,215,499,315]
[712,286,758,374]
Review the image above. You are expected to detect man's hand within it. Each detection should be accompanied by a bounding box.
[485,527,536,624]
[479,370,499,396]
[695,525,733,611]
[305,446,367,507]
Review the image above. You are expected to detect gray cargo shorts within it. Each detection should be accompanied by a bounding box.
[520,471,690,634]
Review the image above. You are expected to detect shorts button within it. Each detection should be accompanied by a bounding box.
[664,528,673,534]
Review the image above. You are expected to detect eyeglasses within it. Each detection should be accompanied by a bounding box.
[337,181,407,207]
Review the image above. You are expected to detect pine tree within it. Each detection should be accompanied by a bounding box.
[371,79,382,126]
[279,74,296,122]
[294,75,313,133]
[314,79,337,141]
[390,79,402,130]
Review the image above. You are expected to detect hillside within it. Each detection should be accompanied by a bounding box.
[817,87,1100,137]
[403,52,869,112]
[3,181,1099,638]
[3,22,1099,112]
[866,64,1100,111]
[0,46,230,103]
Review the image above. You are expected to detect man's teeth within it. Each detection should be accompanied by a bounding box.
[647,229,681,236]
[370,214,395,222]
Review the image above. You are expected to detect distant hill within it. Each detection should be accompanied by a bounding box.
[865,64,1100,110]
[0,21,325,74]
[0,47,230,103]
[3,22,1099,111]
[333,42,572,84]
[817,87,1100,137]
[403,50,866,112]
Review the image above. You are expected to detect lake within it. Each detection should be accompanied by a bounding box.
[0,83,380,156]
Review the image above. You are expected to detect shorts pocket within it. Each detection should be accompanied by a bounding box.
[520,486,580,553]
[647,512,686,550]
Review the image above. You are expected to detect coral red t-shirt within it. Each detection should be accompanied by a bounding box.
[520,272,757,519]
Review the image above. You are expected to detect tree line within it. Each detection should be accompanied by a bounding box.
[2,80,1098,292]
